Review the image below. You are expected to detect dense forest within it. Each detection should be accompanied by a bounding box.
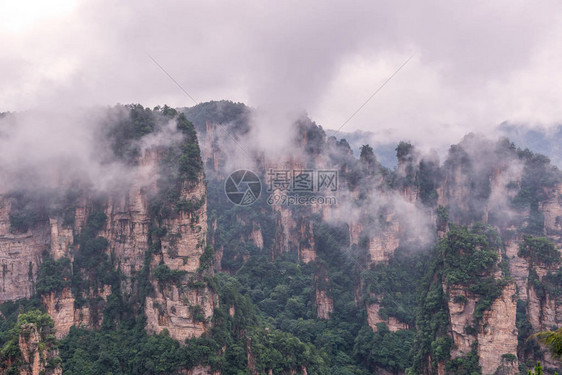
[0,101,560,374]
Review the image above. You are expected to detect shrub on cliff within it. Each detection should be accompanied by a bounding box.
[518,235,560,266]
[36,256,72,295]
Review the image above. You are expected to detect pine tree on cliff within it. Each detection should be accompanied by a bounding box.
[534,327,562,360]
[528,361,558,375]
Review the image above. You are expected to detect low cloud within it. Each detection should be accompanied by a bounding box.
[0,106,181,194]
[2,0,562,153]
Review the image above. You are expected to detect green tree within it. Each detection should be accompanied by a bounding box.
[528,361,544,375]
[534,328,562,359]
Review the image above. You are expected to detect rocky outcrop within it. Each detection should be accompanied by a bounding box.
[41,286,112,339]
[366,302,408,332]
[273,208,296,257]
[249,223,264,249]
[0,198,50,303]
[349,222,363,247]
[160,181,208,273]
[437,163,473,216]
[541,183,562,232]
[298,221,316,263]
[48,218,73,261]
[103,191,151,281]
[477,283,518,375]
[0,142,216,344]
[315,289,333,320]
[505,240,529,301]
[272,205,319,263]
[145,282,216,342]
[367,211,400,264]
[102,149,160,282]
[246,337,258,375]
[200,121,222,176]
[197,112,562,374]
[525,264,562,370]
[446,283,519,374]
[400,186,418,204]
[526,268,561,332]
[180,365,221,375]
[143,176,216,342]
[315,267,333,320]
[41,289,78,339]
[447,285,477,357]
[17,323,62,375]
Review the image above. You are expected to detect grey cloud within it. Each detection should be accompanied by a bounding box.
[1,0,562,152]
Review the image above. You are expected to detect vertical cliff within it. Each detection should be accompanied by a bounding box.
[16,322,62,375]
[0,199,49,303]
[0,106,217,351]
[0,310,61,375]
[145,176,217,341]
[183,103,562,374]
[3,102,554,374]
[411,137,562,375]
[477,283,518,374]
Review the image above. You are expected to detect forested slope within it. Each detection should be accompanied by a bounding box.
[0,101,559,374]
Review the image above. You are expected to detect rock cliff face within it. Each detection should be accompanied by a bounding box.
[180,365,221,375]
[158,181,208,274]
[437,199,558,372]
[249,223,264,250]
[16,323,62,375]
[314,264,333,320]
[145,282,216,341]
[0,134,215,345]
[102,188,152,282]
[41,286,111,338]
[526,265,560,332]
[542,182,562,240]
[446,285,478,357]
[440,249,521,374]
[366,210,401,264]
[477,283,518,375]
[144,180,217,341]
[505,240,529,301]
[272,207,318,263]
[366,302,408,332]
[0,201,49,302]
[188,106,562,374]
[315,289,333,320]
[524,262,562,369]
[49,218,73,261]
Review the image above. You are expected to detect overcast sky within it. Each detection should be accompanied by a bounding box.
[2,0,562,150]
